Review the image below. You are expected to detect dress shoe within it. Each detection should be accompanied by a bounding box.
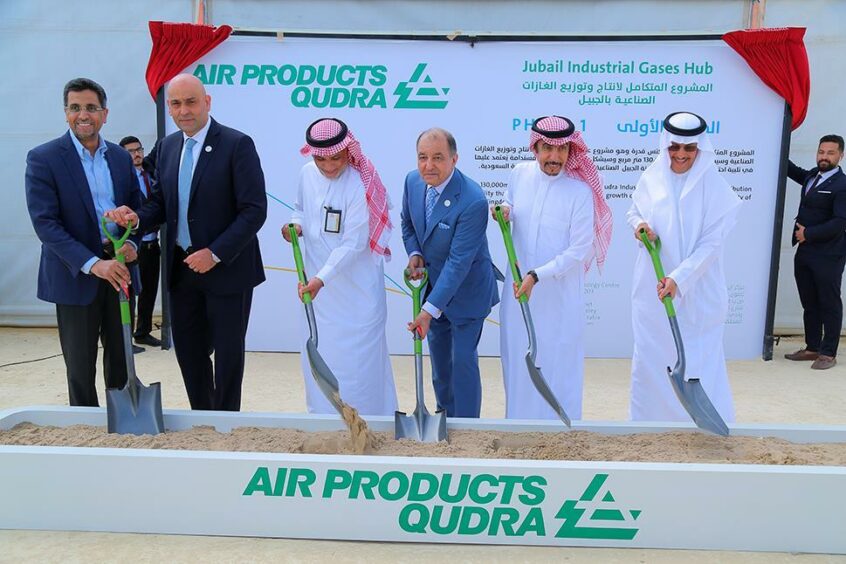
[811,355,836,370]
[134,334,162,347]
[132,344,145,355]
[784,348,819,361]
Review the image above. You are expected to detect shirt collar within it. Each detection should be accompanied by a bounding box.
[183,117,212,148]
[430,169,455,193]
[68,130,107,158]
[818,166,840,183]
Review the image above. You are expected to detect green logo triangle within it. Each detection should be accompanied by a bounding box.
[602,491,615,502]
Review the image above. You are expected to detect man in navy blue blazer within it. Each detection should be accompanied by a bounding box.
[784,134,846,370]
[402,128,499,417]
[25,78,142,406]
[108,74,267,411]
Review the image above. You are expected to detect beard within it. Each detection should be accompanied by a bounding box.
[817,159,835,172]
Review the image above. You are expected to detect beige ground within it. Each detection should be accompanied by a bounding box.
[1,327,845,562]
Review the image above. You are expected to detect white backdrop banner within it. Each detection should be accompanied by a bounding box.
[165,35,785,359]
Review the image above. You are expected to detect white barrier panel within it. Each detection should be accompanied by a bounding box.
[166,36,785,358]
[1,407,843,553]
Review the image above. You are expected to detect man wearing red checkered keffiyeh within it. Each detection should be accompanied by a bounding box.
[496,115,612,420]
[284,118,397,416]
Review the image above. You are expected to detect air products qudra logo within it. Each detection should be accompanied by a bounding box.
[242,467,640,542]
[394,63,450,109]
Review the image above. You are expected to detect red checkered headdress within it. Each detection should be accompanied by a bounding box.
[301,118,392,259]
[530,115,613,272]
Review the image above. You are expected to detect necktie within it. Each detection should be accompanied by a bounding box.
[425,186,438,227]
[805,173,821,196]
[177,137,197,249]
[141,170,151,198]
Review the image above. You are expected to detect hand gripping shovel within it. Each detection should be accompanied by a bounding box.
[101,218,165,435]
[638,230,729,436]
[394,269,448,442]
[288,225,346,415]
[495,207,571,426]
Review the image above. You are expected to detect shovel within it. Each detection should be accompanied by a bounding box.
[638,229,729,436]
[494,206,571,426]
[394,268,448,442]
[287,224,347,416]
[101,218,165,436]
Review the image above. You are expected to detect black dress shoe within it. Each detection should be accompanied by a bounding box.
[134,334,162,347]
[132,344,145,354]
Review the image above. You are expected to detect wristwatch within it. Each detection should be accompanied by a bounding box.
[526,270,539,283]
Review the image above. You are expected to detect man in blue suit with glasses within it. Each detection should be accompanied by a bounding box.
[25,77,141,406]
[402,128,499,418]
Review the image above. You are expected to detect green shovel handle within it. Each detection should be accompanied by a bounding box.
[100,217,134,324]
[288,224,311,305]
[403,268,428,354]
[494,206,527,304]
[100,217,133,264]
[638,229,676,317]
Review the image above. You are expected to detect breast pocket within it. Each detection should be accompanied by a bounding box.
[807,190,834,210]
[427,221,454,261]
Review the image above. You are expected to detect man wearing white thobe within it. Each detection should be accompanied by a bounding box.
[285,118,397,416]
[626,111,741,423]
[495,116,613,420]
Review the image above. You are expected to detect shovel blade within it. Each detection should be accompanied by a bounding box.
[394,409,447,442]
[305,338,345,415]
[106,380,165,436]
[525,355,571,427]
[668,368,730,436]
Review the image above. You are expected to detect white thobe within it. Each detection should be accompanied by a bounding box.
[626,157,740,423]
[291,163,397,416]
[499,162,595,420]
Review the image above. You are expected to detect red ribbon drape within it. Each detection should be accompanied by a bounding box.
[722,27,810,130]
[145,21,233,100]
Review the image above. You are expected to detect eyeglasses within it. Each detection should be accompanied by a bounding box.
[668,143,698,153]
[65,104,105,114]
[126,147,144,154]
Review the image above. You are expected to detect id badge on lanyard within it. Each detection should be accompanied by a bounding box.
[324,206,342,233]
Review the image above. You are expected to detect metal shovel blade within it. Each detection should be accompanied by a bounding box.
[665,317,729,436]
[305,335,345,416]
[394,404,447,443]
[106,297,164,435]
[395,348,447,442]
[521,303,571,427]
[106,378,165,435]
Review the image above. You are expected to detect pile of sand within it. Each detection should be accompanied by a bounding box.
[3,423,846,466]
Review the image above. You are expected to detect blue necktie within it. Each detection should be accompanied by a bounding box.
[177,137,197,249]
[425,186,438,227]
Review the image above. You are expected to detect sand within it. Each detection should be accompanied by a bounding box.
[4,423,846,467]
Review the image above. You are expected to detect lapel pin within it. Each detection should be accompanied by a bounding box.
[444,199,451,207]
[205,145,212,153]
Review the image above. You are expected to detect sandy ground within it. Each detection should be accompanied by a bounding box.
[1,327,845,562]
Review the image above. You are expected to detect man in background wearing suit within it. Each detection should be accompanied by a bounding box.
[108,74,267,410]
[25,77,141,406]
[119,135,162,350]
[784,134,846,370]
[401,128,499,417]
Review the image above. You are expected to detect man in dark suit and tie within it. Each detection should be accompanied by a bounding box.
[402,128,499,417]
[119,136,162,350]
[108,74,267,410]
[784,134,846,370]
[25,78,142,406]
